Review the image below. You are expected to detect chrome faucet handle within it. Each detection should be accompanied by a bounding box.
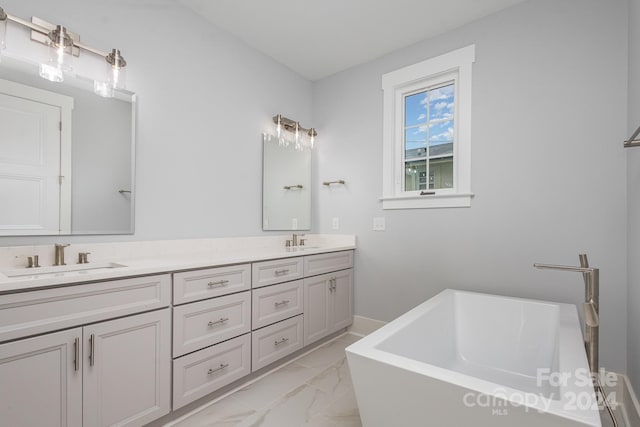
[78,252,91,264]
[300,238,306,246]
[285,239,292,247]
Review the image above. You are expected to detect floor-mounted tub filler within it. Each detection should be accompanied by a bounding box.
[346,290,601,426]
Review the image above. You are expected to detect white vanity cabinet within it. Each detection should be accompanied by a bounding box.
[0,275,172,427]
[303,252,354,346]
[171,263,252,410]
[250,258,305,372]
[83,309,171,427]
[0,245,355,425]
[0,328,83,427]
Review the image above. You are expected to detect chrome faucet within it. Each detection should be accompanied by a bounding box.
[533,253,599,375]
[292,233,305,246]
[53,243,70,266]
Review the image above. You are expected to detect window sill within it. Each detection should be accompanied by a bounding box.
[380,193,474,210]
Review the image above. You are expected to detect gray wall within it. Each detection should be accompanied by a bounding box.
[0,0,634,382]
[628,0,640,392]
[0,0,312,244]
[313,0,629,373]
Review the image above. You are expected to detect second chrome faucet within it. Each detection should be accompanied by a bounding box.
[53,243,70,266]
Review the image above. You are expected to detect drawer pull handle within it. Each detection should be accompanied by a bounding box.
[73,337,80,371]
[208,279,229,288]
[274,337,289,346]
[208,363,229,375]
[329,277,336,292]
[274,300,290,307]
[89,334,95,367]
[274,269,289,276]
[208,317,229,327]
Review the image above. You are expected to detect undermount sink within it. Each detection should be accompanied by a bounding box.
[3,262,127,279]
[285,246,320,252]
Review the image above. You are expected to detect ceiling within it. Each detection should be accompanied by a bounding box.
[179,0,526,81]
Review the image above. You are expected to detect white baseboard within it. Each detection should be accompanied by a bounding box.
[594,372,639,427]
[622,374,640,427]
[348,315,387,337]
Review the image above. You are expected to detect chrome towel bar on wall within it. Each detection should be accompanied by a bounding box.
[625,124,640,147]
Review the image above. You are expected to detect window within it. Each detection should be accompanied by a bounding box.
[381,45,475,209]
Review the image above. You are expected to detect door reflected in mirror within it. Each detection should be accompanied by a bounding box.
[0,56,135,236]
[262,133,311,231]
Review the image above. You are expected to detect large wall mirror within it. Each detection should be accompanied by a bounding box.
[262,133,311,231]
[0,56,135,236]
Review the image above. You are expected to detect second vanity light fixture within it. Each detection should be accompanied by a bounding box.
[274,114,317,149]
[0,6,128,98]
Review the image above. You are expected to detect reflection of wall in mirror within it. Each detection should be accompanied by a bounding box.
[0,67,133,234]
[263,134,311,230]
[72,91,132,233]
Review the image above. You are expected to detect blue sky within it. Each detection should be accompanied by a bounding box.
[404,84,454,151]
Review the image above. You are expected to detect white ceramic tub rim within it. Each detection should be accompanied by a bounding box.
[346,289,601,426]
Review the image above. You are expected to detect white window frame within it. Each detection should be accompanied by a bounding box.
[381,45,475,209]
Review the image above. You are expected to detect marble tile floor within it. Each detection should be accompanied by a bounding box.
[169,331,628,427]
[170,333,363,427]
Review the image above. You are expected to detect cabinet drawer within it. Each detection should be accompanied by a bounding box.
[173,333,251,410]
[173,264,251,305]
[303,250,353,277]
[252,315,303,371]
[252,257,303,288]
[252,280,303,329]
[0,274,171,343]
[173,291,251,357]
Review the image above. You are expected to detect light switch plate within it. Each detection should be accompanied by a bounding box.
[373,217,386,231]
[332,217,340,230]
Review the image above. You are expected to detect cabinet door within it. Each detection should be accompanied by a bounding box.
[331,269,354,332]
[83,309,171,427]
[0,328,82,427]
[303,275,331,346]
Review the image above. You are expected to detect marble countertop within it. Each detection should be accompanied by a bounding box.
[0,235,356,294]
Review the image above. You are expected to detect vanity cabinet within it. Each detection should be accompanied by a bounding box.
[250,258,306,372]
[0,328,82,427]
[0,275,172,427]
[83,309,171,427]
[303,256,353,346]
[0,247,355,425]
[171,263,253,410]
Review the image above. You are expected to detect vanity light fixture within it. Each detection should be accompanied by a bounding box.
[272,114,318,148]
[0,6,128,96]
[0,8,7,52]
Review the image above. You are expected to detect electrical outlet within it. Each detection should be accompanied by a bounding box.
[332,217,340,230]
[373,217,386,231]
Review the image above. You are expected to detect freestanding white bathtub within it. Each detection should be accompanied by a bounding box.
[346,290,601,427]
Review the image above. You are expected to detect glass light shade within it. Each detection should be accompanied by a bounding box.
[108,64,126,90]
[39,62,64,82]
[106,49,127,90]
[39,27,72,83]
[93,80,114,98]
[0,14,7,51]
